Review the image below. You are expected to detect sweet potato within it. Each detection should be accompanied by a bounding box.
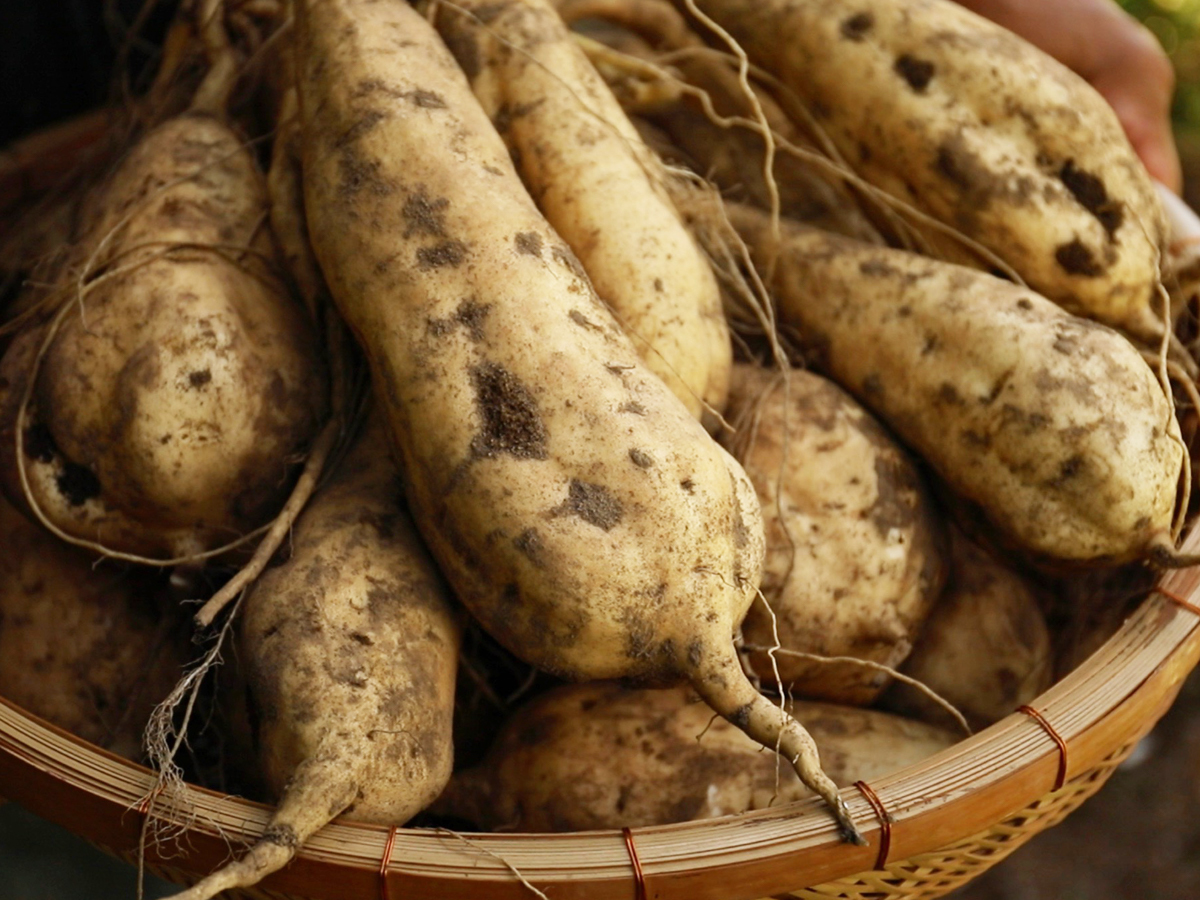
[723,363,946,705]
[726,203,1183,568]
[163,412,461,899]
[433,0,732,426]
[0,494,185,760]
[678,0,1168,340]
[434,682,956,831]
[881,529,1053,730]
[0,109,326,559]
[295,0,863,842]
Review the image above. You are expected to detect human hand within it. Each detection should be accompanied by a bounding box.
[956,0,1181,193]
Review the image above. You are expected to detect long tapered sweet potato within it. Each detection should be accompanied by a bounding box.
[726,203,1183,567]
[162,412,460,900]
[295,0,864,842]
[434,0,732,426]
[678,0,1169,340]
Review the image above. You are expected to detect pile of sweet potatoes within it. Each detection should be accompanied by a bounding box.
[0,0,1194,896]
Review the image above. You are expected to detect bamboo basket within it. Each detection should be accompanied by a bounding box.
[3,114,1200,900]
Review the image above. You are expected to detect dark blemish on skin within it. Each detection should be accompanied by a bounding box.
[24,423,56,463]
[350,632,374,646]
[680,478,695,494]
[417,240,468,270]
[687,640,703,668]
[188,369,211,389]
[470,363,549,459]
[451,298,490,341]
[408,89,446,109]
[937,382,961,404]
[859,258,899,278]
[729,704,753,729]
[922,334,938,355]
[336,110,387,148]
[1052,455,1086,485]
[1018,297,1034,310]
[629,448,654,468]
[1055,239,1104,277]
[514,528,546,567]
[515,232,543,256]
[653,278,664,292]
[554,479,624,531]
[871,454,917,536]
[338,144,393,200]
[619,401,647,416]
[403,190,449,238]
[862,373,884,399]
[263,825,299,849]
[840,12,874,40]
[57,462,101,506]
[1059,160,1123,236]
[569,310,601,330]
[895,55,935,92]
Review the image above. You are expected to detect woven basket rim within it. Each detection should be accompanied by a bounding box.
[3,539,1199,900]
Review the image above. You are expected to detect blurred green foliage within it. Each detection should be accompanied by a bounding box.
[1120,0,1200,131]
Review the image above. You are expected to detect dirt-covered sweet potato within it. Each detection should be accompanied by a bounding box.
[0,77,325,560]
[162,411,461,900]
[678,0,1169,340]
[0,494,185,759]
[726,203,1184,568]
[881,528,1053,730]
[723,363,946,705]
[433,682,957,831]
[295,0,864,843]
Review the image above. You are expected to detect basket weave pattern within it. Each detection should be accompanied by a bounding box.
[787,743,1134,900]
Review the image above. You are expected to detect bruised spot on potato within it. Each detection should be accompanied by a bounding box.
[514,528,546,567]
[728,703,752,729]
[1051,454,1086,485]
[1017,297,1034,311]
[569,310,602,331]
[895,55,935,92]
[403,190,449,238]
[407,89,446,109]
[470,363,548,460]
[262,825,303,851]
[871,454,918,536]
[417,240,468,270]
[338,147,393,200]
[187,369,211,389]
[937,382,961,405]
[430,298,491,341]
[554,479,623,531]
[840,12,874,40]
[336,110,388,148]
[629,448,654,468]
[1056,239,1104,276]
[57,461,101,507]
[859,258,900,278]
[515,232,542,256]
[23,423,56,463]
[1059,160,1123,236]
[653,278,664,292]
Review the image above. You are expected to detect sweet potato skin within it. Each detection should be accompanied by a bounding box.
[0,114,326,557]
[683,0,1168,339]
[434,682,956,831]
[730,205,1182,567]
[296,0,763,685]
[724,364,946,705]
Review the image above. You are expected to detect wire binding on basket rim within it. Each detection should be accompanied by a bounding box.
[1017,705,1068,791]
[1157,586,1200,617]
[379,825,399,900]
[852,781,891,870]
[622,826,647,900]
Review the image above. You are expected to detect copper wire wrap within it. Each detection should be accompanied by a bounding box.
[853,781,891,871]
[1018,705,1068,791]
[380,825,399,900]
[622,827,647,900]
[1156,586,1200,617]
